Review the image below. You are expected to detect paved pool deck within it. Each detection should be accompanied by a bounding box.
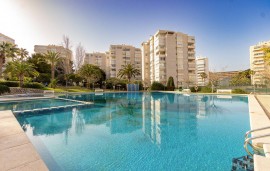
[0,110,48,171]
[249,95,270,171]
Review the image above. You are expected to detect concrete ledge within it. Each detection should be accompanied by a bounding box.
[249,95,270,171]
[254,154,270,171]
[0,110,48,171]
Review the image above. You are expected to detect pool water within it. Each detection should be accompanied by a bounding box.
[0,98,81,112]
[14,92,249,171]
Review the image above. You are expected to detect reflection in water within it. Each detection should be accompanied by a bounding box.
[17,93,248,147]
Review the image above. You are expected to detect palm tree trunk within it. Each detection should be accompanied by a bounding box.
[19,74,24,87]
[0,58,3,78]
[51,63,55,80]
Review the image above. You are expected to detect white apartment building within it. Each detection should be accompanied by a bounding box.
[84,52,107,72]
[107,45,142,81]
[0,33,15,44]
[142,30,196,87]
[196,57,209,86]
[0,33,15,72]
[250,41,270,85]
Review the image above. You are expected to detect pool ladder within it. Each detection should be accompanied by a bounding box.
[244,126,270,156]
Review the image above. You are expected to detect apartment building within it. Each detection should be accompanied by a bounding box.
[0,33,15,72]
[107,45,142,81]
[34,45,72,61]
[84,52,107,72]
[250,41,270,85]
[0,33,15,44]
[196,57,209,86]
[142,30,196,88]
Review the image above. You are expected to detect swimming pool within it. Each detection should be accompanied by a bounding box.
[0,98,82,112]
[10,92,249,170]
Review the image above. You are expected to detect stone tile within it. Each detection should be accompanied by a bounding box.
[0,143,41,170]
[8,159,48,171]
[0,120,22,138]
[0,110,13,120]
[254,154,270,171]
[0,133,29,151]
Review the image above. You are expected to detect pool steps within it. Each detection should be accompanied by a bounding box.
[13,97,93,114]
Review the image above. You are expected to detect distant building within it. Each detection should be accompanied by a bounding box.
[106,45,142,81]
[196,57,209,86]
[250,41,270,85]
[0,33,15,44]
[34,45,72,68]
[0,33,15,72]
[141,30,196,88]
[84,52,107,72]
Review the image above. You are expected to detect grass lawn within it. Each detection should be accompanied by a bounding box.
[43,86,94,93]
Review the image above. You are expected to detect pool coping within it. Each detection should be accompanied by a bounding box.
[0,110,49,171]
[248,95,270,170]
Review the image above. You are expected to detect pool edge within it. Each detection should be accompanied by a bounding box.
[0,110,49,171]
[248,95,270,170]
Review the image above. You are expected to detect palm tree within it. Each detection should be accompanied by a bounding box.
[117,64,140,83]
[5,61,39,87]
[0,42,18,77]
[262,46,270,65]
[199,72,208,85]
[78,64,102,89]
[44,51,62,80]
[16,48,29,61]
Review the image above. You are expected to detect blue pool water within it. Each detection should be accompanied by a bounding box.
[0,98,81,112]
[12,92,249,170]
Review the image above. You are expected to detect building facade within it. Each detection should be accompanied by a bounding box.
[34,45,73,73]
[106,45,142,81]
[0,33,15,72]
[84,52,107,72]
[0,33,15,44]
[196,57,209,86]
[141,30,196,88]
[250,41,270,85]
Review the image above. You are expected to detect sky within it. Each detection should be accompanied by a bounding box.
[0,0,270,71]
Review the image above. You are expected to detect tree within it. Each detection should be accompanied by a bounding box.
[44,51,62,80]
[16,48,29,61]
[117,64,140,83]
[199,72,208,85]
[209,72,219,93]
[166,76,175,91]
[60,35,73,86]
[262,46,270,65]
[4,61,39,87]
[0,42,18,77]
[78,64,102,88]
[74,43,85,72]
[229,69,251,86]
[27,53,51,83]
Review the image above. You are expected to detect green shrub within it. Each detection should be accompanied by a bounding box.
[151,82,165,90]
[0,81,19,87]
[232,88,247,94]
[166,76,175,91]
[0,85,10,94]
[49,79,58,89]
[190,86,202,92]
[200,86,212,93]
[22,82,44,89]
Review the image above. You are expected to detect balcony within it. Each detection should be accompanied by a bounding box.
[188,45,195,49]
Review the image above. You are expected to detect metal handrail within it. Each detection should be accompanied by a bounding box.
[245,126,270,139]
[244,133,270,156]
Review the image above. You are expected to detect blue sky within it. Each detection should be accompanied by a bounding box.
[1,0,270,71]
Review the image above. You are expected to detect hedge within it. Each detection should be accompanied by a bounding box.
[0,81,19,87]
[232,88,247,94]
[22,82,44,89]
[151,82,165,90]
[0,85,10,94]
